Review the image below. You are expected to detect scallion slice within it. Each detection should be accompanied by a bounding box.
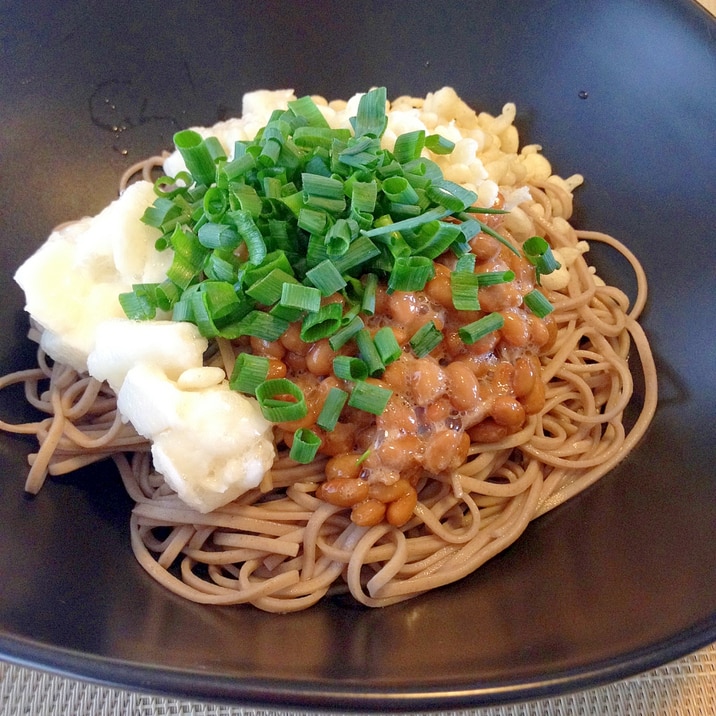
[333,356,369,381]
[173,129,217,186]
[289,428,322,463]
[451,271,481,311]
[393,129,426,163]
[455,253,477,273]
[288,95,330,128]
[246,268,297,306]
[280,282,322,312]
[352,87,388,138]
[230,353,270,395]
[458,312,505,345]
[235,311,289,341]
[316,387,349,431]
[409,321,443,358]
[347,381,393,415]
[381,175,420,205]
[425,133,455,155]
[305,259,347,296]
[523,235,561,281]
[300,301,343,342]
[328,315,364,351]
[425,180,477,212]
[358,273,375,315]
[351,180,378,214]
[255,379,307,422]
[119,284,158,320]
[230,209,267,265]
[197,222,240,250]
[141,197,183,230]
[374,326,402,365]
[523,288,555,318]
[355,329,385,376]
[475,270,516,286]
[388,256,435,293]
[331,235,381,274]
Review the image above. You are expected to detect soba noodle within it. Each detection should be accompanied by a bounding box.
[0,89,657,612]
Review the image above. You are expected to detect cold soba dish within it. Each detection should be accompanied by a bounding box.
[2,88,657,611]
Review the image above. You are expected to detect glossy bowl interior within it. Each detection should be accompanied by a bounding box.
[1,0,715,709]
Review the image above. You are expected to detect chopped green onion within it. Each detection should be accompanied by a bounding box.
[347,381,392,415]
[455,253,476,273]
[298,206,329,236]
[328,315,364,351]
[256,379,307,422]
[230,353,270,395]
[387,256,435,293]
[475,270,516,286]
[456,217,481,243]
[351,180,378,214]
[141,197,184,230]
[464,205,510,215]
[280,282,322,312]
[246,268,297,306]
[154,279,182,311]
[393,129,426,163]
[523,235,561,281]
[119,284,158,320]
[269,303,304,323]
[197,222,240,250]
[300,301,343,342]
[316,388,349,431]
[220,153,256,183]
[293,126,351,148]
[231,183,262,217]
[235,311,289,341]
[230,209,267,265]
[204,136,227,162]
[355,329,385,376]
[381,176,420,205]
[242,250,294,287]
[289,428,322,463]
[362,206,450,238]
[166,225,208,289]
[352,87,388,138]
[523,288,555,318]
[333,356,369,381]
[302,172,344,200]
[361,273,378,315]
[288,95,330,128]
[202,186,228,221]
[305,259,347,295]
[331,235,381,274]
[186,281,251,338]
[451,271,481,311]
[373,326,402,365]
[425,180,477,213]
[173,129,217,186]
[458,312,505,345]
[324,219,352,257]
[409,320,443,358]
[411,220,462,259]
[425,133,455,154]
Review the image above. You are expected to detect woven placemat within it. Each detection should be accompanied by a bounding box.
[1,641,715,716]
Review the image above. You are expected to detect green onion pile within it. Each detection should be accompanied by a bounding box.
[119,87,559,464]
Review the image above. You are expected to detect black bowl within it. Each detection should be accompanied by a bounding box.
[1,0,714,710]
